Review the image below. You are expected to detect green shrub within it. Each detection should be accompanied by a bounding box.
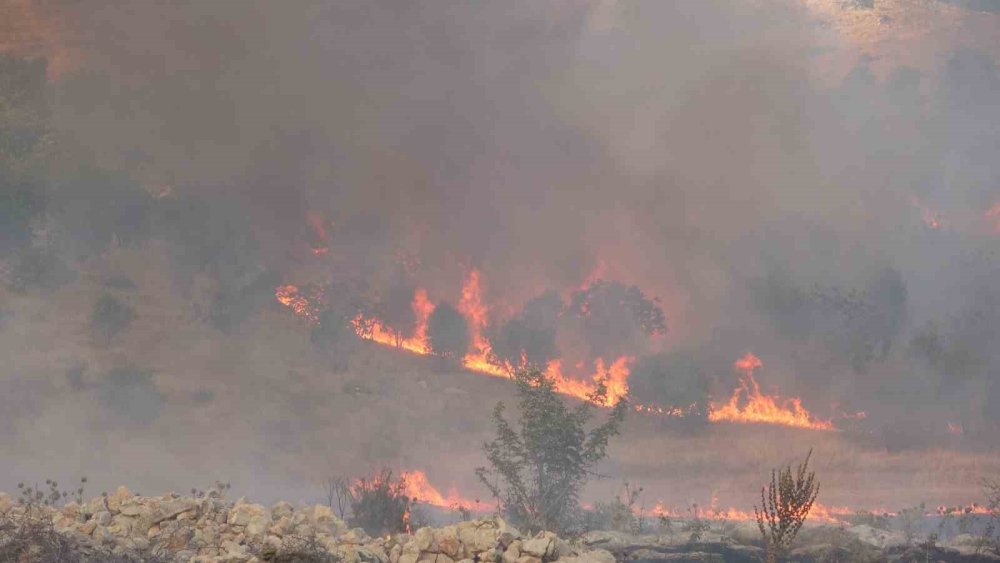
[477,367,628,534]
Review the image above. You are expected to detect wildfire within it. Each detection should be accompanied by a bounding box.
[355,289,435,355]
[400,470,482,512]
[647,499,854,524]
[707,353,835,431]
[274,272,838,430]
[275,284,320,323]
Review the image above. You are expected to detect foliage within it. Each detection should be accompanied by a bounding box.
[981,479,1000,555]
[584,482,645,534]
[488,290,562,369]
[754,267,908,374]
[755,449,820,563]
[476,367,628,534]
[427,301,470,360]
[90,293,137,343]
[1,477,166,562]
[347,469,414,536]
[568,280,666,359]
[847,510,892,531]
[896,503,926,546]
[378,269,418,347]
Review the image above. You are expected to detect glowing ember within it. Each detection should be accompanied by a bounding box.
[275,284,320,323]
[948,422,963,436]
[707,353,834,431]
[306,211,331,256]
[400,470,482,511]
[909,195,943,230]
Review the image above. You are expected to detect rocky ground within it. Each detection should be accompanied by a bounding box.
[2,487,999,562]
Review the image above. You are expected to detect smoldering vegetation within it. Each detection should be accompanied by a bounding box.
[1,0,1000,512]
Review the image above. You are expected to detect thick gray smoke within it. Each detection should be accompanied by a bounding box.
[2,0,1000,507]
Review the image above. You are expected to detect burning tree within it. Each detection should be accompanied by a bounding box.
[755,449,820,563]
[476,366,628,534]
[427,301,470,361]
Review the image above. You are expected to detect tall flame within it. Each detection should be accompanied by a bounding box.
[707,353,834,431]
[355,289,435,354]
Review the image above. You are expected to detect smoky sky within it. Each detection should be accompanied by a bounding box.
[4,0,1000,504]
[34,0,1000,411]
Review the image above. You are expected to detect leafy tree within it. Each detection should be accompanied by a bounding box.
[427,301,469,360]
[488,290,562,369]
[90,294,136,344]
[476,367,628,534]
[755,449,820,563]
[568,280,666,359]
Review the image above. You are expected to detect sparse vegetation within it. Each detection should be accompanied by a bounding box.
[476,367,628,534]
[755,449,820,563]
[584,482,645,534]
[90,293,137,343]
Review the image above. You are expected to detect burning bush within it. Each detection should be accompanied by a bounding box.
[427,301,470,361]
[346,469,416,536]
[476,366,628,534]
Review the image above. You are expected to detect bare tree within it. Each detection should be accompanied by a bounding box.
[755,449,820,563]
[323,477,352,520]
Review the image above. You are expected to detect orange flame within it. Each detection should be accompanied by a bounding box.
[274,276,836,430]
[458,269,497,372]
[707,353,834,431]
[275,285,320,323]
[400,470,481,511]
[355,289,435,354]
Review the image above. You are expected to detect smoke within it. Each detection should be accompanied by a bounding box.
[3,0,1000,507]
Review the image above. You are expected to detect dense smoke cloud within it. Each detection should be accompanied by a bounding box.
[2,0,1000,506]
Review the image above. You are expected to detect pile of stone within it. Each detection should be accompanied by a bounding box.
[0,487,617,563]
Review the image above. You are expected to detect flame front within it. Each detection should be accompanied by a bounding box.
[275,272,838,430]
[707,353,834,431]
[400,470,481,512]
